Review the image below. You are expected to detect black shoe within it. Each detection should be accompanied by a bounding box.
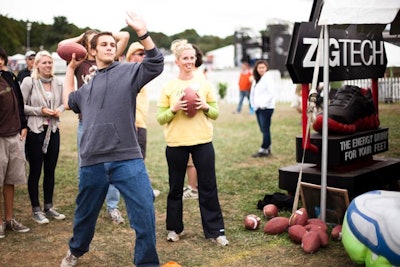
[252,152,269,157]
[252,150,271,157]
[313,85,379,133]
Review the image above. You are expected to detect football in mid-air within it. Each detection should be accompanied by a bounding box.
[182,87,199,118]
[57,42,87,62]
[244,214,261,230]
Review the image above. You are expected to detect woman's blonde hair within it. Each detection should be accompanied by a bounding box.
[31,50,54,79]
[170,39,195,59]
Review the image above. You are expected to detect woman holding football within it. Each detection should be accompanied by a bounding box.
[156,39,229,246]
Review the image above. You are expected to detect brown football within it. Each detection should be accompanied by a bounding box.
[331,224,342,241]
[289,207,308,226]
[182,87,199,118]
[263,216,289,235]
[244,214,261,230]
[57,42,87,62]
[263,204,278,218]
[288,224,307,243]
[307,218,328,232]
[301,230,321,253]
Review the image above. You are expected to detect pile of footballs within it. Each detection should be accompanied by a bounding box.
[243,204,342,253]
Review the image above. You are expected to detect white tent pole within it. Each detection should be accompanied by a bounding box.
[320,24,329,222]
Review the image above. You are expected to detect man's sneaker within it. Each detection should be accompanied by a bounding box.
[5,219,30,233]
[108,209,125,224]
[153,189,161,198]
[45,208,66,220]
[167,231,184,242]
[313,85,380,134]
[32,211,50,224]
[211,235,229,246]
[182,186,198,200]
[0,222,5,238]
[60,250,78,267]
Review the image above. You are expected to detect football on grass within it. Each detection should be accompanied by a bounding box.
[301,230,321,253]
[289,207,308,226]
[244,214,261,230]
[288,224,307,243]
[182,87,199,118]
[263,216,289,234]
[263,204,278,218]
[57,42,87,62]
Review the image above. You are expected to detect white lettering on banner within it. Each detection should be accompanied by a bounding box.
[340,140,351,150]
[303,38,319,68]
[358,146,372,156]
[302,38,385,68]
[351,135,373,148]
[374,132,388,142]
[338,130,388,162]
[374,141,387,152]
[345,150,357,161]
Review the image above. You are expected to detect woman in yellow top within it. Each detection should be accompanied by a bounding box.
[157,39,228,246]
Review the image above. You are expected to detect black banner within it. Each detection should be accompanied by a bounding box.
[286,22,388,83]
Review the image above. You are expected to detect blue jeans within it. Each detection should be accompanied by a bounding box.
[68,159,159,266]
[77,120,120,211]
[236,90,253,113]
[255,108,274,149]
[106,184,120,211]
[77,120,82,175]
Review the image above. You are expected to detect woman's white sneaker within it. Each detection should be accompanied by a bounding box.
[45,208,66,220]
[211,235,229,246]
[32,211,49,224]
[167,231,184,242]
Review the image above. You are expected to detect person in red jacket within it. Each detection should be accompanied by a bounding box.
[234,61,254,114]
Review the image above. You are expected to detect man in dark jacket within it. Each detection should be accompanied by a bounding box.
[0,47,30,238]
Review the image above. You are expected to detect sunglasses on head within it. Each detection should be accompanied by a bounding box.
[134,52,145,56]
[28,56,35,60]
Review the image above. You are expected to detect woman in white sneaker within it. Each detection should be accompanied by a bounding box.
[157,39,228,246]
[21,51,66,224]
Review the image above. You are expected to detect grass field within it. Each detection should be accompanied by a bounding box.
[1,101,399,267]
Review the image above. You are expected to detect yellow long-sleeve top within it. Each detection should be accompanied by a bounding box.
[156,76,218,147]
[135,86,149,129]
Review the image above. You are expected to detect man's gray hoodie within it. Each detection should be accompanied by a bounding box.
[68,47,164,167]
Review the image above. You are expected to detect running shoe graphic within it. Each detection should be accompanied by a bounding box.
[313,85,380,134]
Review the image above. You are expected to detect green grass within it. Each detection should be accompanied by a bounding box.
[2,101,399,266]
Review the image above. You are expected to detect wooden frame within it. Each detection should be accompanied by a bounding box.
[300,182,350,225]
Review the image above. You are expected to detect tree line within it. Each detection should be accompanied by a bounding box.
[0,15,233,56]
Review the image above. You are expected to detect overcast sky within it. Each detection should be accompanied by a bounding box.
[0,0,314,37]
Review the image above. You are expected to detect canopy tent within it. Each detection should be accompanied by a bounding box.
[385,41,400,67]
[302,0,400,222]
[318,0,400,26]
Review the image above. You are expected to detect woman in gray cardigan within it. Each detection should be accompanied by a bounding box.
[20,50,65,224]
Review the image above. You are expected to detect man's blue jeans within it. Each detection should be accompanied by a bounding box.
[68,159,159,266]
[78,120,120,211]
